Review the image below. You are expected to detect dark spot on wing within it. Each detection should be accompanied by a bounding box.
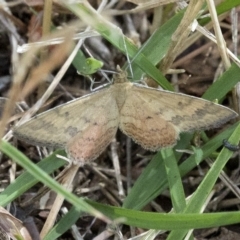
[171,115,184,125]
[64,126,78,137]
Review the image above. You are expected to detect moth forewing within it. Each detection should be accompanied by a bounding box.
[13,87,117,151]
[133,83,237,130]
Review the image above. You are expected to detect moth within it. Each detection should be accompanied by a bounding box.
[14,70,237,164]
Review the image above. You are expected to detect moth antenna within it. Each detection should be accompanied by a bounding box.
[88,76,96,92]
[89,70,115,92]
[120,29,133,79]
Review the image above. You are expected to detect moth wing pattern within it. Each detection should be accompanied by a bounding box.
[119,83,237,151]
[13,73,238,162]
[14,87,119,151]
[131,84,237,132]
[65,90,120,162]
[119,85,179,151]
[66,105,119,163]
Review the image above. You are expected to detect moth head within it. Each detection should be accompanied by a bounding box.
[113,65,128,84]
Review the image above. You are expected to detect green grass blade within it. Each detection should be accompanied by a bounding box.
[162,149,186,212]
[200,0,240,25]
[62,1,173,90]
[0,141,106,220]
[203,63,240,101]
[0,150,66,206]
[88,200,240,230]
[44,207,81,240]
[168,122,240,239]
[129,11,184,79]
[123,122,238,210]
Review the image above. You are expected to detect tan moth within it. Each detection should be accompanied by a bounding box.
[14,69,237,164]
